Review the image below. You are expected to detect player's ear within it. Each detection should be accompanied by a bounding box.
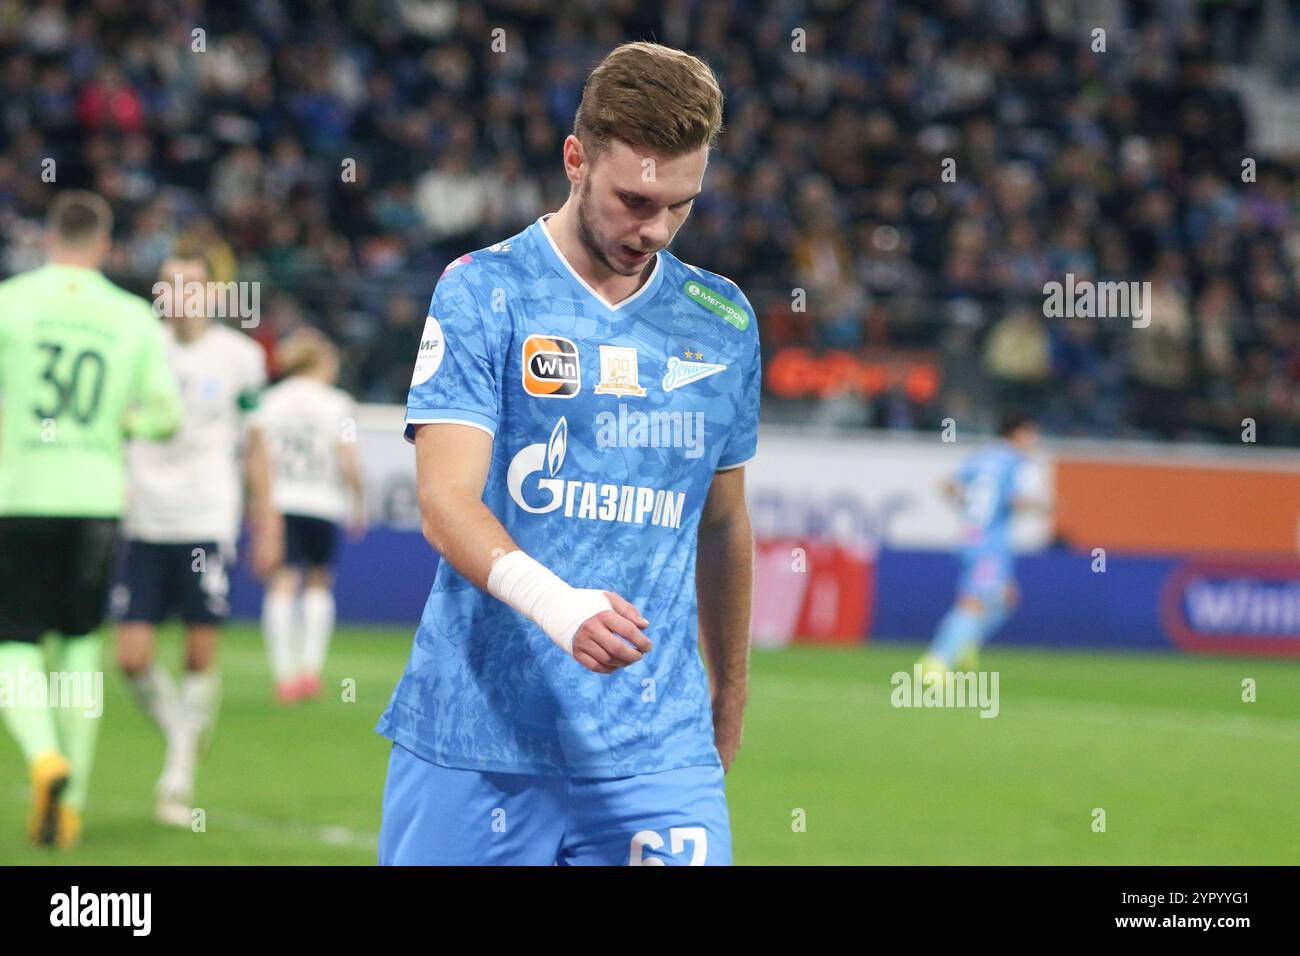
[562,134,586,187]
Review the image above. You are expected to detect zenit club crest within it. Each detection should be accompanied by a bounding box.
[522,334,581,398]
[662,350,727,391]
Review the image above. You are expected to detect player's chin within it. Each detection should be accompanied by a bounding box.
[613,244,655,270]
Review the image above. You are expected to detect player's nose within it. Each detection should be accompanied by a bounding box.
[638,213,671,251]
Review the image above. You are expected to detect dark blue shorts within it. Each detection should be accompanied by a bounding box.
[284,514,339,569]
[114,540,230,625]
[379,743,733,866]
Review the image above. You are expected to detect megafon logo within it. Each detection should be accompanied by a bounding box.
[1160,559,1300,657]
[506,417,685,529]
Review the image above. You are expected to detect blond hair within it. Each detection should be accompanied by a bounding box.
[162,237,213,281]
[276,327,339,378]
[574,42,724,159]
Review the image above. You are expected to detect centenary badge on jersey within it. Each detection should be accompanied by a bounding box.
[522,334,581,397]
[411,315,445,386]
[662,350,728,392]
[594,344,646,397]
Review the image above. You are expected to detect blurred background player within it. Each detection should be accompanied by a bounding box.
[256,327,365,704]
[114,245,282,826]
[0,191,181,848]
[920,410,1046,675]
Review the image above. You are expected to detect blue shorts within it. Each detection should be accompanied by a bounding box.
[378,743,732,865]
[957,549,1013,604]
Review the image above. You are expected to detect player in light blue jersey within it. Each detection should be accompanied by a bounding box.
[376,42,760,865]
[921,410,1044,675]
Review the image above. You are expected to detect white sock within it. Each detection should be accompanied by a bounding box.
[262,591,298,684]
[126,663,179,735]
[159,720,196,800]
[301,588,335,678]
[161,670,220,799]
[181,670,221,738]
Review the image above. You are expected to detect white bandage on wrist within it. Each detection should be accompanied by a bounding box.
[486,550,611,656]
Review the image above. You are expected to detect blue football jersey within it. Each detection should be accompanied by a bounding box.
[376,215,761,776]
[954,442,1031,556]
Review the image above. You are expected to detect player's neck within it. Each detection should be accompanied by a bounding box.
[542,208,653,307]
[46,250,103,271]
[170,316,212,344]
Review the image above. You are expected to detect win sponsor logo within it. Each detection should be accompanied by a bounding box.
[1186,580,1300,632]
[522,334,581,398]
[1160,560,1300,657]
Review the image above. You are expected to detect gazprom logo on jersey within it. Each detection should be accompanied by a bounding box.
[507,418,685,529]
[1160,560,1300,657]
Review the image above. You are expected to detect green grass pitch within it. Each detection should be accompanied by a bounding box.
[2,625,1297,864]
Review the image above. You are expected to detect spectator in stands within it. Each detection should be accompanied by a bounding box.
[0,0,1294,446]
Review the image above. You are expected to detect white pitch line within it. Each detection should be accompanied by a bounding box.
[210,807,377,851]
[757,675,1300,743]
[4,786,377,852]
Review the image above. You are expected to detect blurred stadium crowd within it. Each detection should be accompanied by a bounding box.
[1,0,1298,445]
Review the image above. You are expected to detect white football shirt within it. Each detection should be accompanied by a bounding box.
[255,375,356,522]
[124,322,267,545]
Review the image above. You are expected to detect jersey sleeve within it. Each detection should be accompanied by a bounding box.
[1014,458,1046,501]
[337,391,358,443]
[124,313,183,440]
[716,289,761,470]
[956,455,979,488]
[403,267,505,443]
[237,338,268,417]
[339,392,358,427]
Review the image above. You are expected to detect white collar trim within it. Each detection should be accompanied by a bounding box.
[537,214,660,311]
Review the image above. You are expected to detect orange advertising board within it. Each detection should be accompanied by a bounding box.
[1054,457,1300,556]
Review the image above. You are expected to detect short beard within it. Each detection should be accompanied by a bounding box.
[576,178,642,278]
